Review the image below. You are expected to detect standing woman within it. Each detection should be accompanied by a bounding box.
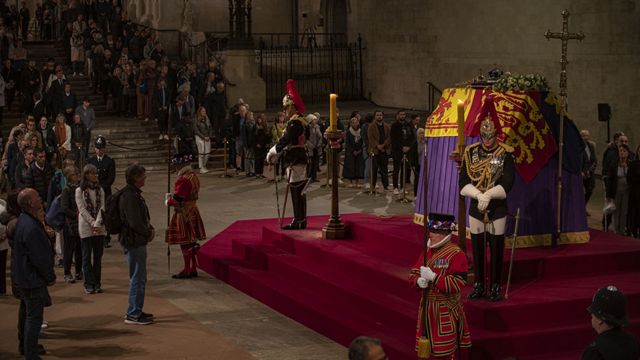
[343,116,365,187]
[193,106,212,174]
[627,145,640,238]
[253,113,270,178]
[75,164,106,294]
[165,157,206,279]
[605,144,631,235]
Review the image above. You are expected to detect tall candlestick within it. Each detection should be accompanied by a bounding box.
[457,100,465,149]
[329,93,338,131]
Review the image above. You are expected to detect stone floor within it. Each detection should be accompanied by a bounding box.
[1,160,609,359]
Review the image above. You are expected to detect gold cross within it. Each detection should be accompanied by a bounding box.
[545,9,585,97]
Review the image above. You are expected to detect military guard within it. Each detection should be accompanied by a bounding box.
[409,213,471,359]
[459,115,515,301]
[267,79,309,230]
[165,154,206,279]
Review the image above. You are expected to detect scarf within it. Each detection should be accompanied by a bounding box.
[349,126,361,143]
[83,185,102,219]
[55,122,67,146]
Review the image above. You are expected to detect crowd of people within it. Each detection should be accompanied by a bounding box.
[581,130,640,237]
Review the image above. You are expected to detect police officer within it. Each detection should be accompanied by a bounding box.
[87,135,116,246]
[582,286,640,360]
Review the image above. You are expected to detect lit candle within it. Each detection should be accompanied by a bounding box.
[457,99,465,148]
[329,93,338,131]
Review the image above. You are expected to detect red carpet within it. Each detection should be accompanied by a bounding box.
[198,214,640,359]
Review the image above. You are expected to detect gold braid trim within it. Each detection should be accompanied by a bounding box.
[463,144,506,191]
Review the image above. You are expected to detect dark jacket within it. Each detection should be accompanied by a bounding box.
[581,327,640,360]
[14,160,30,189]
[61,183,79,238]
[39,126,57,155]
[582,141,597,178]
[70,122,88,148]
[25,162,55,205]
[86,154,116,190]
[11,212,56,289]
[119,184,153,247]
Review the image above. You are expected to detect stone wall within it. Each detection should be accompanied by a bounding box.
[347,0,640,152]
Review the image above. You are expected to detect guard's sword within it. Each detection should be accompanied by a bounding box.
[505,208,521,300]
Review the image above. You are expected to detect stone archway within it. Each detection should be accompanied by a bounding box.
[323,0,349,35]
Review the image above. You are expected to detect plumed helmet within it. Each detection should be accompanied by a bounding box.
[587,285,628,327]
[282,79,306,115]
[94,135,107,149]
[480,115,497,140]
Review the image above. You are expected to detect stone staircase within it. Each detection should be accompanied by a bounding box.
[3,40,225,173]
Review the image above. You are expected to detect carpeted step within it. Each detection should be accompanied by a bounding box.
[465,271,640,332]
[227,264,415,360]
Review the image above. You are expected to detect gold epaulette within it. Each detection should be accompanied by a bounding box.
[498,142,514,153]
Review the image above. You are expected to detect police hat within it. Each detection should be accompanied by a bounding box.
[95,135,107,149]
[587,286,628,327]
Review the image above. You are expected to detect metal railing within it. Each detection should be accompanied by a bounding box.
[258,34,364,106]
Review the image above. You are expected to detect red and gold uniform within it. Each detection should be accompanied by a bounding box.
[410,240,471,359]
[166,168,206,278]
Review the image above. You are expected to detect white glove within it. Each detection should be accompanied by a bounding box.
[420,266,436,282]
[266,145,279,164]
[477,193,490,212]
[164,193,171,207]
[460,184,482,199]
[417,277,429,289]
[484,185,507,200]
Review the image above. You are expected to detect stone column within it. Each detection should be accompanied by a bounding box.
[223,50,266,111]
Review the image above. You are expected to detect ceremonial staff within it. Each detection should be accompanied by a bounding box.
[545,9,584,245]
[417,137,431,359]
[166,120,172,275]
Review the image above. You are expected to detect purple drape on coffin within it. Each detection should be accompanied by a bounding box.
[414,136,588,238]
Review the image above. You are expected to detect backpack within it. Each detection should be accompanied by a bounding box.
[103,189,125,234]
[44,194,65,231]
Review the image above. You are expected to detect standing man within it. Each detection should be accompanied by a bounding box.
[367,110,391,191]
[62,83,77,124]
[24,148,55,209]
[75,97,95,158]
[267,79,309,230]
[390,110,417,195]
[38,116,57,164]
[153,78,169,140]
[119,164,155,325]
[582,286,640,359]
[21,61,40,115]
[12,188,56,359]
[580,130,597,215]
[87,135,115,247]
[70,113,88,168]
[459,115,515,302]
[409,213,471,359]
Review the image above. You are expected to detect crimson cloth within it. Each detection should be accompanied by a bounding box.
[409,243,472,358]
[166,171,206,245]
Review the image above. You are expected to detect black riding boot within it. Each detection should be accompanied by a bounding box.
[489,233,505,302]
[468,232,485,299]
[282,181,307,230]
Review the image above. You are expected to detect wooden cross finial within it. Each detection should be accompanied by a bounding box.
[545,9,585,96]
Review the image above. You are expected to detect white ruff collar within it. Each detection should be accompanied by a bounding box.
[427,234,452,249]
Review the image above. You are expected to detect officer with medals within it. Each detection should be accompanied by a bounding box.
[459,115,515,302]
[267,79,309,230]
[582,286,640,360]
[409,213,472,359]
